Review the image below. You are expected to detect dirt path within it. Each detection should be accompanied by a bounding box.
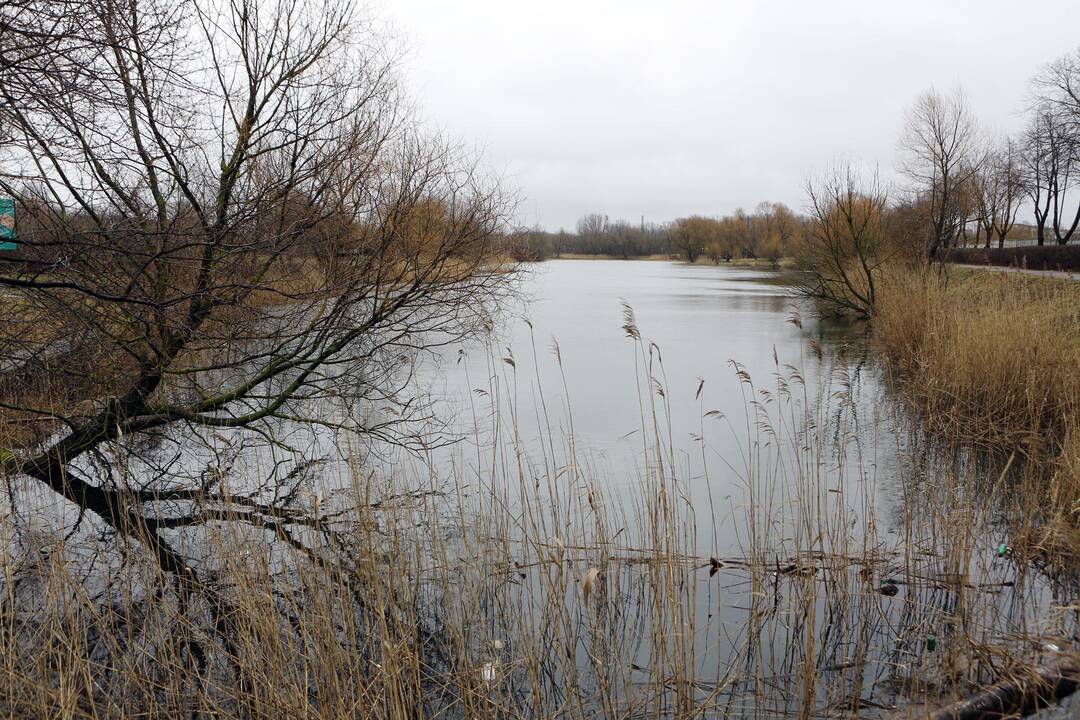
[951,263,1080,281]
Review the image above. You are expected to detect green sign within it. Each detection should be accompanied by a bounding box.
[0,198,15,250]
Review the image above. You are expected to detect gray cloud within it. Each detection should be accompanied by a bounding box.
[383,0,1080,230]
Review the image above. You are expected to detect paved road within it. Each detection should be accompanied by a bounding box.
[951,263,1080,281]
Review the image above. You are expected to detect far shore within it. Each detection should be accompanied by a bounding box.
[543,253,791,269]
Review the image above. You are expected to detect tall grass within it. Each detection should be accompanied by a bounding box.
[873,264,1080,608]
[873,264,1080,501]
[1,307,1077,718]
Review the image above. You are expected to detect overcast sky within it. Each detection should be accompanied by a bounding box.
[382,1,1080,231]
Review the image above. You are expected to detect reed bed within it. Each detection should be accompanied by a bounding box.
[873,265,1080,572]
[0,307,1077,718]
[873,265,1079,457]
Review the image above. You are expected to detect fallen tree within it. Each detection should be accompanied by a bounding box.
[929,655,1080,720]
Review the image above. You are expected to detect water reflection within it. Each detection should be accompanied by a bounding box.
[401,259,1077,717]
[7,257,1072,717]
[421,260,821,469]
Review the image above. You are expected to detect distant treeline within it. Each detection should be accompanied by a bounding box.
[506,203,808,263]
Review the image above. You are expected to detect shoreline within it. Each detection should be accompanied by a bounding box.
[538,253,791,269]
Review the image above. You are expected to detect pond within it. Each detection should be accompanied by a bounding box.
[4,258,1073,718]
[400,258,1077,717]
[418,259,892,547]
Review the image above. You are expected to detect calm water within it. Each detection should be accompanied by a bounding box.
[413,260,1076,716]
[11,258,1069,716]
[441,259,811,454]
[417,258,895,550]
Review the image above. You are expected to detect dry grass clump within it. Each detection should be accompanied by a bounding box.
[1019,424,1080,570]
[873,266,1080,459]
[1058,424,1080,506]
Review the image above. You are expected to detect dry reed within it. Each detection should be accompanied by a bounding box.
[0,303,1077,718]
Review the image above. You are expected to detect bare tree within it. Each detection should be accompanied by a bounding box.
[668,215,714,263]
[974,137,1024,248]
[754,201,801,265]
[607,219,637,259]
[1029,51,1080,245]
[798,164,889,318]
[1021,106,1071,246]
[733,207,757,257]
[576,213,609,241]
[899,88,982,259]
[0,0,513,674]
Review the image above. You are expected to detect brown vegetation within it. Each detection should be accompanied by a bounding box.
[1,2,1079,717]
[871,264,1080,578]
[796,165,890,318]
[0,2,514,714]
[510,203,805,263]
[674,204,803,267]
[874,267,1079,456]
